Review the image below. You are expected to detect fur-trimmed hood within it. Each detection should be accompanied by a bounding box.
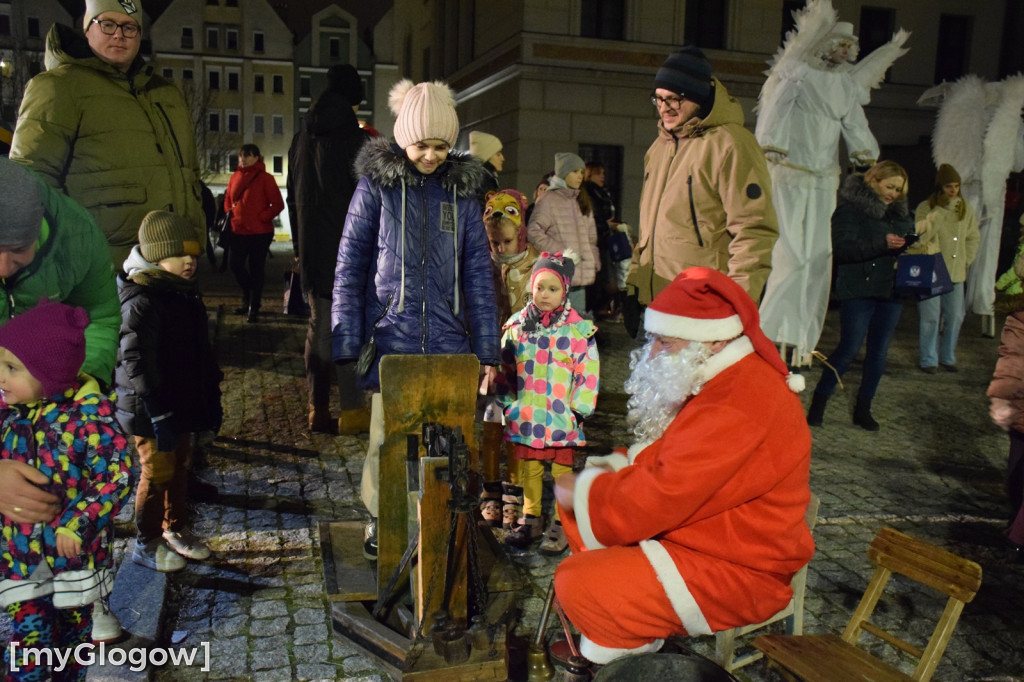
[837,172,909,221]
[353,136,487,198]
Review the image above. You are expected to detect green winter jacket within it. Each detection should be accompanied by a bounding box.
[10,23,203,267]
[0,172,120,381]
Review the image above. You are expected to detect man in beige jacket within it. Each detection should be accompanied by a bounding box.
[629,46,778,309]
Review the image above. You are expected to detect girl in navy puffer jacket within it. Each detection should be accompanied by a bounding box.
[332,80,499,555]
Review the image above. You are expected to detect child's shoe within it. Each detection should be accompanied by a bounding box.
[163,528,211,560]
[91,598,122,643]
[501,483,524,531]
[505,514,543,549]
[538,519,568,556]
[132,538,187,572]
[479,482,503,527]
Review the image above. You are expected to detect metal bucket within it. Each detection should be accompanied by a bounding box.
[591,652,739,682]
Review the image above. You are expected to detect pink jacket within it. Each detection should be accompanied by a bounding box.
[526,188,600,287]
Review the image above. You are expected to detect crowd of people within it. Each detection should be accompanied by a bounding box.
[0,0,1021,677]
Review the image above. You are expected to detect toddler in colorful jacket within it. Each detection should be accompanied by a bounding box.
[496,252,599,555]
[0,301,132,680]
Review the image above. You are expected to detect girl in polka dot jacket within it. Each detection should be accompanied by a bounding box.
[496,252,599,555]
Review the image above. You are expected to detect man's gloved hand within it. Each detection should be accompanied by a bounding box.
[151,413,177,453]
[764,150,787,165]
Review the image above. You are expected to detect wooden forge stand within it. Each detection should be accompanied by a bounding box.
[324,355,521,681]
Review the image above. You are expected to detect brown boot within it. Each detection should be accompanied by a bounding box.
[337,407,371,435]
[308,406,335,434]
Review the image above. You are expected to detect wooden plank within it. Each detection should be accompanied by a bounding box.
[754,634,913,682]
[331,601,413,670]
[869,528,982,601]
[378,355,479,594]
[418,457,468,632]
[319,521,377,602]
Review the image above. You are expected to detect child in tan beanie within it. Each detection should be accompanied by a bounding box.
[331,79,500,558]
[115,211,222,572]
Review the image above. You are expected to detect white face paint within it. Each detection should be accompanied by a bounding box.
[624,336,710,445]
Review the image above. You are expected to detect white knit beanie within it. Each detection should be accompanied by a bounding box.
[389,79,460,148]
[83,0,142,29]
[469,131,502,162]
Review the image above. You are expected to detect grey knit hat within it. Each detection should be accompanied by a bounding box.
[554,153,585,180]
[0,159,44,247]
[83,0,142,30]
[139,210,201,263]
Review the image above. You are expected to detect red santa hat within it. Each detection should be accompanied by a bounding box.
[644,267,805,392]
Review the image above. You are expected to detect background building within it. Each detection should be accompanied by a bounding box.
[0,0,71,121]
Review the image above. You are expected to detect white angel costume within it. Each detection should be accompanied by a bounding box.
[756,0,909,364]
[921,75,1024,334]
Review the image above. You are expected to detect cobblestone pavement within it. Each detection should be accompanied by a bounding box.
[6,243,1021,681]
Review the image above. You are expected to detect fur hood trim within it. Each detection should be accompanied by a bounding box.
[353,136,486,199]
[837,173,909,220]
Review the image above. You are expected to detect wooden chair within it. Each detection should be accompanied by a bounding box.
[713,493,820,672]
[753,527,982,682]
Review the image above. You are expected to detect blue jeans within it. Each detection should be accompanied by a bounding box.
[918,282,965,368]
[814,297,903,401]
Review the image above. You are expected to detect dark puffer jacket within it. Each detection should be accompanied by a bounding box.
[332,138,499,391]
[114,264,223,438]
[287,89,369,298]
[831,174,914,301]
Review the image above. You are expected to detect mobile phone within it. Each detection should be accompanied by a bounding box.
[903,233,920,246]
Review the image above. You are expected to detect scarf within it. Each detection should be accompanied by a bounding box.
[521,301,567,332]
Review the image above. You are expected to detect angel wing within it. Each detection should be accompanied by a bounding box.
[917,82,953,108]
[932,75,989,180]
[982,74,1024,210]
[850,29,911,92]
[758,0,837,112]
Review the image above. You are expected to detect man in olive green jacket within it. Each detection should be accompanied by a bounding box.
[629,46,778,306]
[10,0,203,267]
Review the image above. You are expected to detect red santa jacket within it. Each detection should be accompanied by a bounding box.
[572,339,814,631]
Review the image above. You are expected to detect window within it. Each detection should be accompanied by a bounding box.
[227,110,240,133]
[206,0,218,5]
[300,75,311,98]
[272,155,283,174]
[162,67,173,80]
[208,110,221,132]
[273,74,284,94]
[935,15,972,83]
[684,0,726,50]
[207,68,220,90]
[27,17,40,38]
[253,114,265,135]
[227,69,239,91]
[253,31,264,53]
[206,26,219,50]
[254,74,265,93]
[183,68,194,81]
[180,27,193,49]
[226,152,237,172]
[0,7,9,36]
[272,115,284,136]
[226,28,238,51]
[329,37,340,59]
[580,0,624,40]
[226,0,238,6]
[858,7,896,83]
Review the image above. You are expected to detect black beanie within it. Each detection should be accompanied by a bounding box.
[653,46,712,107]
[327,65,364,106]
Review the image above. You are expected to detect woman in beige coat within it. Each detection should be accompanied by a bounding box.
[910,164,980,372]
[527,153,600,314]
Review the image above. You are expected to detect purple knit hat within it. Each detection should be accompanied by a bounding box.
[0,300,89,397]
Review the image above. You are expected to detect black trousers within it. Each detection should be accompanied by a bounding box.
[229,232,274,309]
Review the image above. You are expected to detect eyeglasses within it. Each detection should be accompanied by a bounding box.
[651,93,686,111]
[90,18,141,38]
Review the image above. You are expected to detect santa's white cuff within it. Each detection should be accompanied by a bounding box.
[580,635,664,665]
[574,466,609,550]
[639,540,712,636]
[584,453,629,472]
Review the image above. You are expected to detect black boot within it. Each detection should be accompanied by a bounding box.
[853,396,879,431]
[234,292,250,315]
[806,392,828,427]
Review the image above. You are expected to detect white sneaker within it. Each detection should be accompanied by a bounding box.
[163,529,211,561]
[91,598,122,643]
[132,538,187,572]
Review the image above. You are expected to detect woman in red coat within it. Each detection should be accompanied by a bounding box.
[224,144,284,322]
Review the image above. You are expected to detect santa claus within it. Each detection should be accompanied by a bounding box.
[552,267,814,665]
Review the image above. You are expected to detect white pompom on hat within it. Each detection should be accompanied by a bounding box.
[388,79,460,148]
[644,267,805,392]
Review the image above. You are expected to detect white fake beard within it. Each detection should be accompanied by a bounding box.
[624,338,709,445]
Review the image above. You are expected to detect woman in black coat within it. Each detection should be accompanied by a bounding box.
[806,160,914,431]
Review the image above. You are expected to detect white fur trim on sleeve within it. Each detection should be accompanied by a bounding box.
[627,441,652,463]
[580,635,665,665]
[574,466,609,550]
[639,540,712,636]
[584,453,629,472]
